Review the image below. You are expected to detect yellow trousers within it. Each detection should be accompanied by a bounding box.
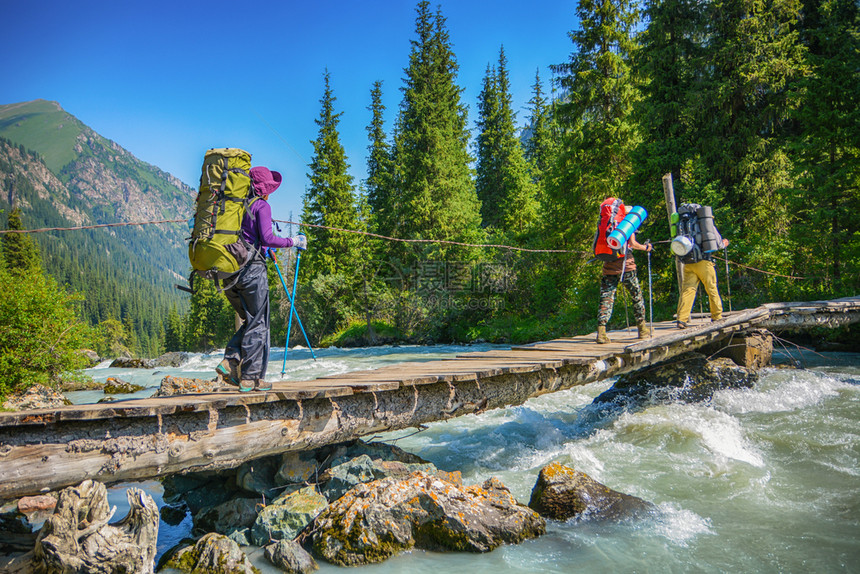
[676,260,723,323]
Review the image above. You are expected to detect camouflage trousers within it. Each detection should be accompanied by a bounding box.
[597,270,646,327]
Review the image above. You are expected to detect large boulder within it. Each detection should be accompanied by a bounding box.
[264,539,318,574]
[154,375,223,397]
[309,471,545,566]
[153,351,191,367]
[32,480,159,574]
[598,352,758,405]
[194,497,261,538]
[2,383,71,411]
[528,462,655,522]
[161,533,259,574]
[319,453,438,502]
[103,377,144,394]
[109,357,156,369]
[251,486,328,546]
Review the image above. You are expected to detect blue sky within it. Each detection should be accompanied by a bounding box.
[2,0,578,220]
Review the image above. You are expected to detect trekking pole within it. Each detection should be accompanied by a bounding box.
[284,242,316,365]
[723,245,732,312]
[619,248,630,332]
[647,240,653,335]
[270,248,316,373]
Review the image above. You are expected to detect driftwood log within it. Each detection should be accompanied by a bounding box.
[30,480,159,574]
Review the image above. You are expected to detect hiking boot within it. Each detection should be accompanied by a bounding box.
[637,321,651,339]
[238,379,256,393]
[255,379,272,392]
[596,325,611,344]
[676,320,688,329]
[215,358,240,385]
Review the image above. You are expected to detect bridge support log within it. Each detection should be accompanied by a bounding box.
[702,330,773,370]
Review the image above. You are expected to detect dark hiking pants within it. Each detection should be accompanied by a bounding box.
[224,261,270,380]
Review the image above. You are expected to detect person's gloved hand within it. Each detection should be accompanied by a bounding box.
[292,233,307,251]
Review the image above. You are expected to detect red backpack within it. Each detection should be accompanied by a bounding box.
[592,197,627,261]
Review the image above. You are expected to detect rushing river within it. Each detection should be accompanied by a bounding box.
[76,344,859,573]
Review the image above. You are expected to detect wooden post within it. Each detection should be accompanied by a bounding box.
[662,173,684,296]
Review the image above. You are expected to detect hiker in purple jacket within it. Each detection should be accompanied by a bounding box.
[216,166,307,392]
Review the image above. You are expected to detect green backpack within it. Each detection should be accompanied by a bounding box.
[187,148,259,291]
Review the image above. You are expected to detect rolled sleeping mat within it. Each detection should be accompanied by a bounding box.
[697,205,720,252]
[671,235,694,256]
[607,206,648,250]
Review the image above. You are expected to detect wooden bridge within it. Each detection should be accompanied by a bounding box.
[0,296,857,501]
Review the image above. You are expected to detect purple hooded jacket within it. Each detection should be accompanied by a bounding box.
[242,166,293,250]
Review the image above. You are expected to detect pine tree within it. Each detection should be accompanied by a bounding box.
[302,70,363,278]
[392,1,482,260]
[2,207,42,275]
[475,47,538,234]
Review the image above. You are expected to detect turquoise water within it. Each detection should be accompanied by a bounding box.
[92,346,859,573]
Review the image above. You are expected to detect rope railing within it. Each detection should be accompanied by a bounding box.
[0,216,806,278]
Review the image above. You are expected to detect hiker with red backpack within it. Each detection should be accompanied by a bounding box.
[216,166,307,392]
[592,197,652,344]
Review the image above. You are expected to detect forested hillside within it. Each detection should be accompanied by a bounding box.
[0,100,194,357]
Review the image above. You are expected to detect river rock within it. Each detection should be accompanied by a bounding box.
[161,533,258,574]
[319,453,438,502]
[32,480,159,574]
[528,462,655,522]
[237,456,282,497]
[153,351,191,367]
[327,439,430,467]
[17,494,57,514]
[110,357,157,369]
[251,486,328,546]
[309,471,545,566]
[154,375,223,397]
[162,472,240,514]
[598,352,758,405]
[2,383,71,411]
[194,497,261,538]
[78,349,101,367]
[264,539,318,574]
[275,450,320,485]
[103,377,145,394]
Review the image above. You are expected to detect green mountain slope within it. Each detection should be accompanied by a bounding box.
[0,100,197,357]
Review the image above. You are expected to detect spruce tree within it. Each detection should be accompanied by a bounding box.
[365,81,395,238]
[789,0,860,292]
[692,0,806,238]
[475,47,538,233]
[524,69,558,208]
[392,1,482,260]
[2,207,42,275]
[630,0,705,204]
[302,70,363,278]
[547,0,641,248]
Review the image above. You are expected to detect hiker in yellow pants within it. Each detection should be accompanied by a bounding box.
[676,243,728,328]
